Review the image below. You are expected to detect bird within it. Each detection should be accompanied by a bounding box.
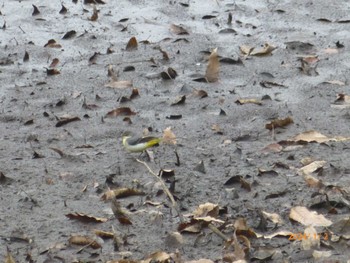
[122,132,162,153]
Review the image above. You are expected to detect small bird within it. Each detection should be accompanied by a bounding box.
[122,132,162,153]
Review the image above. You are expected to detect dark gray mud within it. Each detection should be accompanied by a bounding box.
[1,0,350,262]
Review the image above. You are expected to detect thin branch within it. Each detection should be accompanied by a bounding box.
[136,158,184,223]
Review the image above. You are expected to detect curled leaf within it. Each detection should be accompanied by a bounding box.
[205,48,219,83]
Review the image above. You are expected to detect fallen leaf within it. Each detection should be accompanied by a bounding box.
[62,30,76,39]
[46,68,60,75]
[56,116,80,127]
[312,250,332,260]
[322,80,345,86]
[93,229,114,239]
[193,202,219,218]
[44,39,62,48]
[205,48,219,82]
[289,206,332,227]
[68,235,101,249]
[160,67,178,80]
[299,56,319,76]
[89,5,98,21]
[105,80,133,89]
[49,58,60,68]
[126,36,138,51]
[298,160,326,176]
[66,212,108,223]
[89,52,100,65]
[5,247,16,263]
[111,198,132,225]
[23,51,29,62]
[163,127,177,145]
[235,98,262,105]
[265,116,293,130]
[59,4,68,15]
[100,187,145,201]
[171,95,186,106]
[250,43,276,56]
[262,211,284,225]
[193,89,208,98]
[240,45,254,55]
[32,4,40,16]
[170,24,189,35]
[289,130,350,143]
[105,107,136,118]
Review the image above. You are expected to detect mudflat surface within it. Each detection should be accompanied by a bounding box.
[1,0,350,262]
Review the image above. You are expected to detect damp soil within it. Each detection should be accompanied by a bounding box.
[1,0,350,262]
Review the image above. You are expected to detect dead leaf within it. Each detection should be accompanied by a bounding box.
[312,250,332,260]
[62,30,76,39]
[46,68,60,75]
[59,4,68,14]
[68,235,101,249]
[193,202,219,218]
[160,67,178,80]
[100,187,145,201]
[111,198,132,225]
[170,24,189,35]
[126,36,138,51]
[171,95,186,106]
[159,47,170,61]
[289,206,332,227]
[299,56,319,76]
[93,229,114,239]
[44,39,62,48]
[49,58,60,68]
[262,211,284,225]
[265,117,293,130]
[205,48,219,82]
[163,127,177,145]
[105,107,136,117]
[240,45,254,55]
[193,89,208,98]
[32,4,40,16]
[250,43,276,56]
[23,51,29,62]
[56,116,80,127]
[66,212,108,223]
[298,160,326,176]
[89,5,98,21]
[105,80,133,88]
[5,247,16,263]
[235,98,262,105]
[89,52,100,65]
[289,130,350,143]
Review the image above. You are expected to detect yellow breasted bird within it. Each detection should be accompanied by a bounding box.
[122,133,162,153]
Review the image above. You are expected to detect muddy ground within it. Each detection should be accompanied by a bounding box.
[1,0,350,262]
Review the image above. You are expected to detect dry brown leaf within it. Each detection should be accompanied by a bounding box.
[66,212,108,223]
[193,202,219,218]
[261,143,283,153]
[289,206,332,227]
[265,117,293,130]
[235,98,262,105]
[240,45,254,55]
[264,230,293,239]
[105,107,136,117]
[186,259,214,263]
[105,80,133,89]
[205,48,219,82]
[301,225,320,250]
[163,127,177,145]
[312,250,332,260]
[56,116,80,127]
[143,251,172,263]
[110,198,132,225]
[262,211,284,225]
[100,187,145,201]
[5,247,16,263]
[194,216,224,223]
[46,68,61,75]
[89,5,98,21]
[170,24,189,35]
[49,58,60,68]
[93,229,114,239]
[44,39,62,48]
[193,89,208,98]
[250,43,276,56]
[289,130,350,143]
[298,160,326,176]
[126,36,138,51]
[68,235,101,249]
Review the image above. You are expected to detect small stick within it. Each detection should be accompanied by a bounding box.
[174,149,180,166]
[208,223,229,242]
[136,159,184,223]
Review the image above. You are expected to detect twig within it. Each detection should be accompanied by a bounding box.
[136,158,184,223]
[174,149,180,166]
